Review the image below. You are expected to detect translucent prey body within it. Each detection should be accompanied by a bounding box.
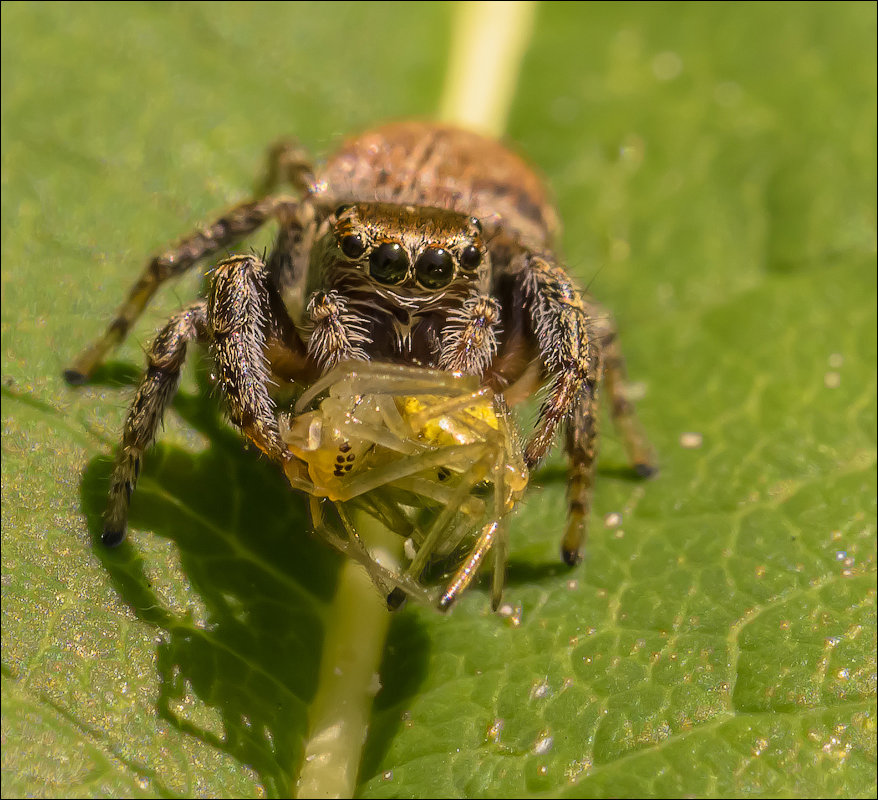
[281,362,527,609]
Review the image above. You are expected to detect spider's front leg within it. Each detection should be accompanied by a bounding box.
[208,255,294,462]
[104,254,308,546]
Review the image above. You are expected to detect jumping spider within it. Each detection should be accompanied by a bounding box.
[66,121,656,608]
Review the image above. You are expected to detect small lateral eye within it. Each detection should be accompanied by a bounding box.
[415,248,455,289]
[369,242,409,285]
[340,233,366,259]
[459,244,482,271]
[469,216,482,233]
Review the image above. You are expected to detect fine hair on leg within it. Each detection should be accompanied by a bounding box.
[103,301,208,546]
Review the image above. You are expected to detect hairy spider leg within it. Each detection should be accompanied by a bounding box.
[517,253,599,469]
[257,138,318,198]
[561,382,601,566]
[512,253,605,566]
[65,194,300,383]
[499,251,656,565]
[587,307,658,478]
[208,255,292,462]
[65,138,323,384]
[103,301,208,546]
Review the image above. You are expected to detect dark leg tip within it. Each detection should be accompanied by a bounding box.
[63,368,88,386]
[386,588,407,611]
[634,462,658,479]
[561,547,583,567]
[437,594,454,613]
[101,527,127,548]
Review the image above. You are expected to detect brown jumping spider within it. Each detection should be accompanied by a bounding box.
[66,121,655,607]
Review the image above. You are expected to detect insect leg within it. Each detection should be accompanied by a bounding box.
[489,456,510,611]
[103,301,208,546]
[65,194,298,383]
[403,453,493,580]
[294,361,477,414]
[330,504,435,608]
[208,255,288,462]
[438,520,500,612]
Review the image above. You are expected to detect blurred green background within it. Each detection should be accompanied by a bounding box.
[2,2,875,797]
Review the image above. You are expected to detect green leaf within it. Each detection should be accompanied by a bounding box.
[2,2,875,798]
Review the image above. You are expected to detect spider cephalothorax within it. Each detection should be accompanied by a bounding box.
[305,202,492,371]
[66,121,655,610]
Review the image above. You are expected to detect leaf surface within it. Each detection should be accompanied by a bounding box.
[2,2,875,797]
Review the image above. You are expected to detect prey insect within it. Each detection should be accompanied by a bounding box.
[282,361,527,610]
[66,121,655,610]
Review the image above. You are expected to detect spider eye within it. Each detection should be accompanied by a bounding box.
[369,242,409,285]
[340,233,366,259]
[335,203,353,218]
[469,216,482,233]
[459,244,482,271]
[415,248,455,289]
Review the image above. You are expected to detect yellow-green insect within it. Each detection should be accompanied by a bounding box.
[281,362,527,611]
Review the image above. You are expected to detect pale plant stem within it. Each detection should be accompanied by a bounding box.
[294,513,400,799]
[293,2,537,797]
[440,0,538,138]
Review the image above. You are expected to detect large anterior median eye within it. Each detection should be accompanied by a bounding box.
[369,242,409,285]
[415,248,455,289]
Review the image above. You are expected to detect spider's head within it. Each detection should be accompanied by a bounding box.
[325,202,489,295]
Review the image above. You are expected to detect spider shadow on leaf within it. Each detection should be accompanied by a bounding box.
[84,360,144,389]
[78,361,431,796]
[531,459,651,487]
